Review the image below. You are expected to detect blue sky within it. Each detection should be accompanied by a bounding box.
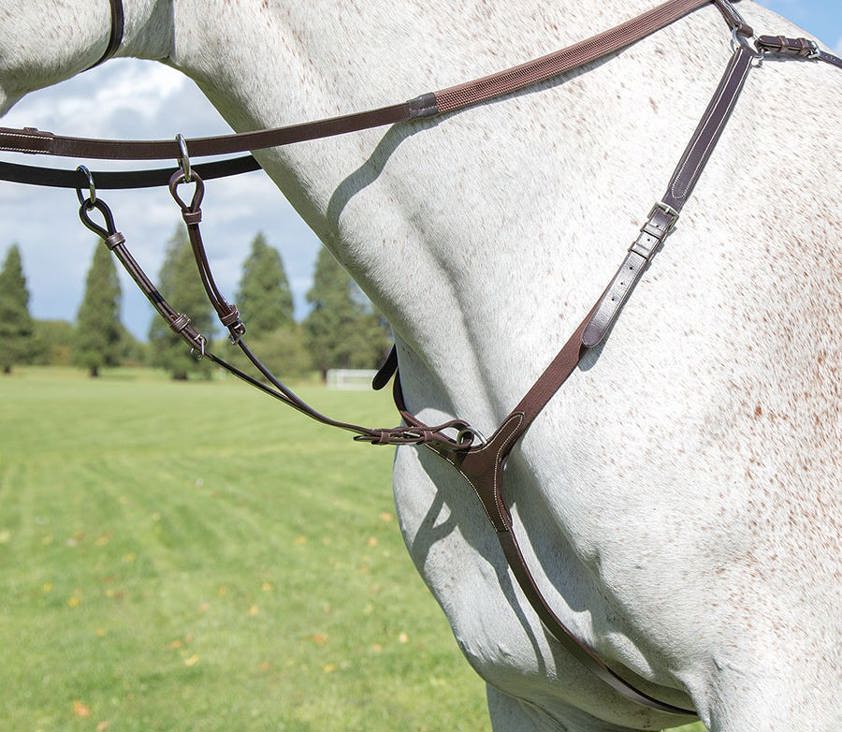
[0,1,839,339]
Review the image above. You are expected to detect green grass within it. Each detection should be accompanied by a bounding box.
[0,367,488,731]
[0,367,707,732]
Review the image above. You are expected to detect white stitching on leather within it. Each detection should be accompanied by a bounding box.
[670,51,751,201]
[424,413,525,530]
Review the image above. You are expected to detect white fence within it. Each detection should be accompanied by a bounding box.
[326,369,378,391]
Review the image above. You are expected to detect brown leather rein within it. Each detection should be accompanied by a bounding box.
[3,0,840,718]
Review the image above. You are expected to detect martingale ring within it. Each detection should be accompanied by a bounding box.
[75,165,96,206]
[176,133,192,182]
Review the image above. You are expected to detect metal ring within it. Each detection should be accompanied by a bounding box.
[730,28,760,57]
[75,165,96,206]
[176,133,192,182]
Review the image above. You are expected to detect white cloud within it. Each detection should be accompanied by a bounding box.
[0,59,321,338]
[2,62,185,139]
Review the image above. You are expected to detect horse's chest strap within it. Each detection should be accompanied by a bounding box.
[387,25,842,720]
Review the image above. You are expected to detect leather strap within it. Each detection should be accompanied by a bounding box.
[87,0,124,70]
[391,44,758,718]
[0,156,261,190]
[0,101,422,161]
[77,198,207,355]
[817,49,842,71]
[76,185,474,451]
[434,0,733,113]
[712,0,753,37]
[584,43,754,347]
[169,171,246,340]
[0,0,742,189]
[756,35,842,70]
[384,28,840,716]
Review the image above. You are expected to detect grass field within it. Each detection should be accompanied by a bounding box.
[0,368,706,732]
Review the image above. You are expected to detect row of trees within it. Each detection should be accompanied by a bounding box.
[0,227,390,380]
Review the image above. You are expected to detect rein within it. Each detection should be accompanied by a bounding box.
[3,0,840,717]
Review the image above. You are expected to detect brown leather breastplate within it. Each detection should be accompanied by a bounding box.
[1,0,839,718]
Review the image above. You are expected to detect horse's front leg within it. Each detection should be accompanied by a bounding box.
[487,685,652,732]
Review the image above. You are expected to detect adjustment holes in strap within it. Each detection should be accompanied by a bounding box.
[78,197,118,240]
[168,168,205,214]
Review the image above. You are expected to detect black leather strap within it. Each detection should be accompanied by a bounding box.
[87,0,125,70]
[0,156,261,189]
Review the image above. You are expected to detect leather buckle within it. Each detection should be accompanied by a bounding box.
[630,202,679,260]
[649,201,680,232]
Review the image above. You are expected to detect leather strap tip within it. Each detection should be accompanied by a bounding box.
[371,374,389,391]
[353,434,379,446]
[372,346,398,390]
[581,325,604,350]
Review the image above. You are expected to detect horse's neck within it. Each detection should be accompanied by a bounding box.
[169,0,738,427]
[0,0,168,113]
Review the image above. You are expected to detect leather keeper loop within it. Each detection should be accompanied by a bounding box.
[182,210,202,225]
[104,231,125,250]
[220,307,241,327]
[756,35,818,58]
[170,313,191,333]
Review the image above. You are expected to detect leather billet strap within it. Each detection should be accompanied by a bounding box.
[0,0,747,188]
[756,35,842,70]
[584,42,754,348]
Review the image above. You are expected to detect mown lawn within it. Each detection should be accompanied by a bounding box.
[0,367,706,732]
[0,367,489,731]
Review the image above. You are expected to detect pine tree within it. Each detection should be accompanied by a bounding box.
[304,247,390,379]
[73,243,123,377]
[148,225,214,380]
[236,232,294,337]
[0,245,35,374]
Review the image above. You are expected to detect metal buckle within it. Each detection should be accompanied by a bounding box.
[631,201,679,260]
[650,201,680,233]
[807,40,821,60]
